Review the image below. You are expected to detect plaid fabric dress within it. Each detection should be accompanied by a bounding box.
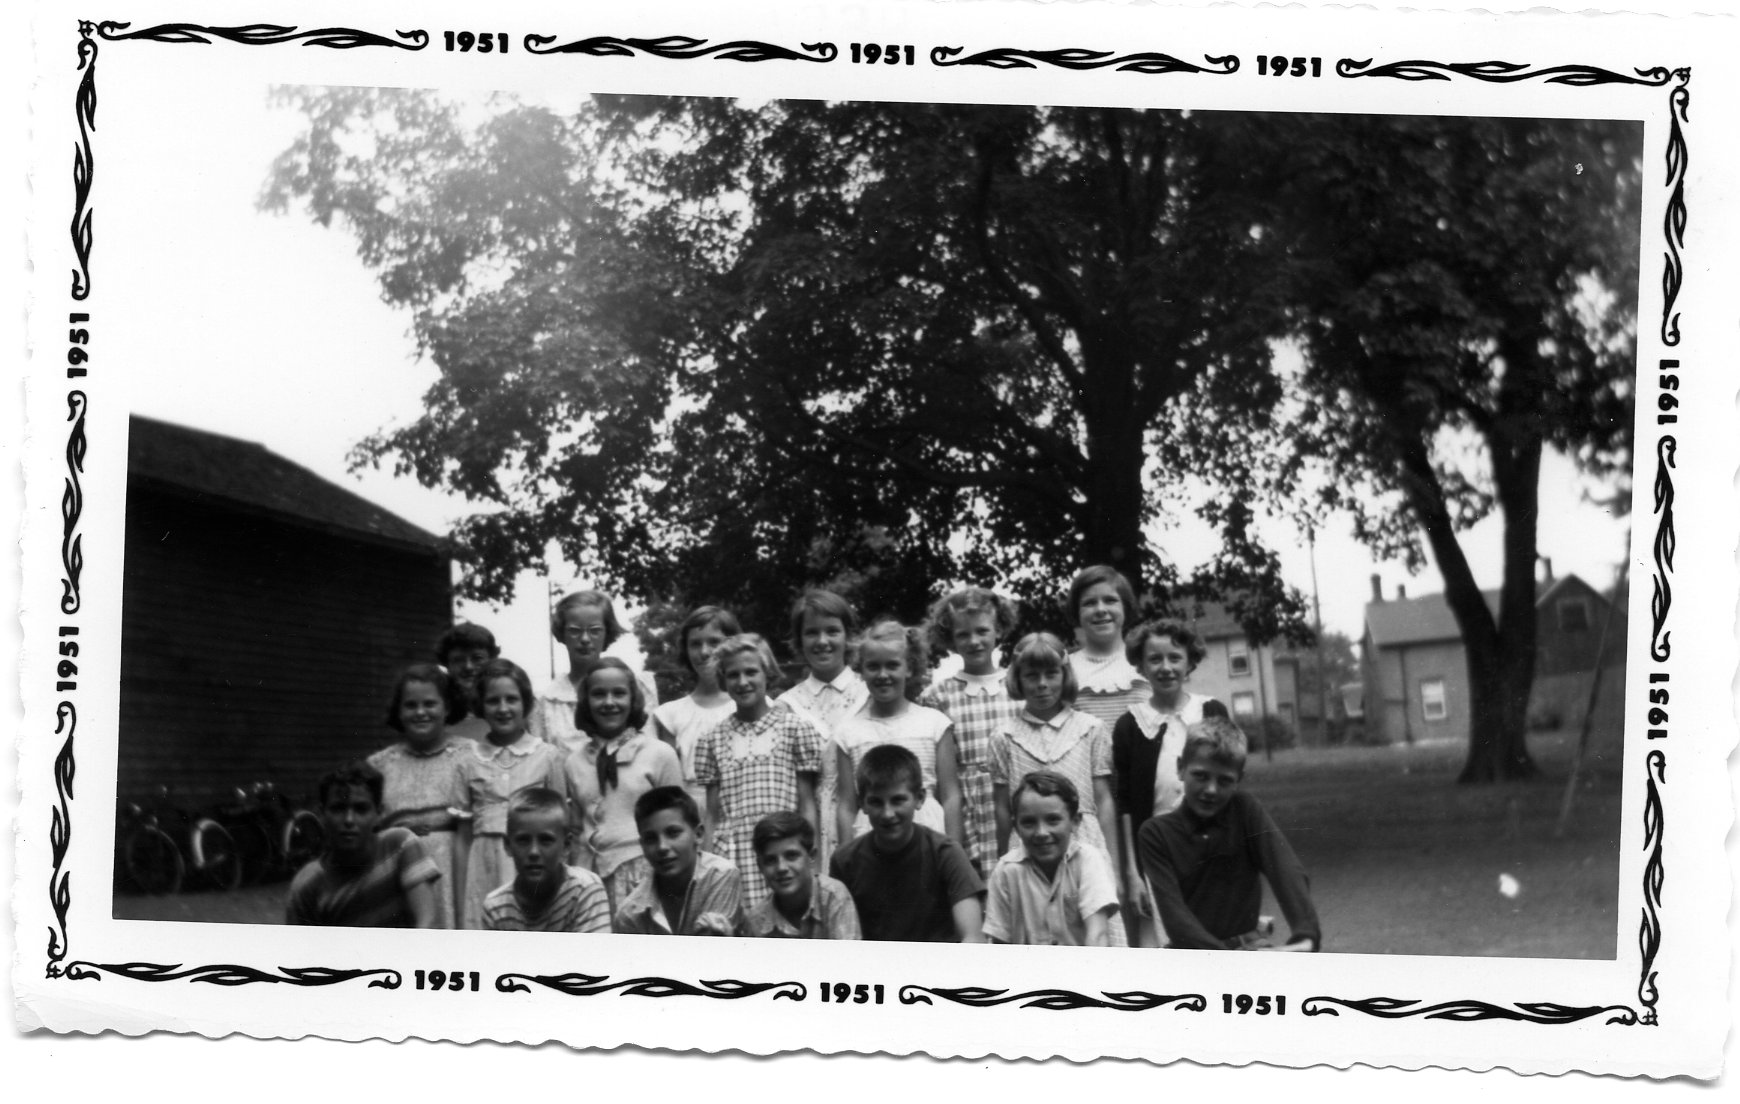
[920,671,1018,875]
[694,708,824,909]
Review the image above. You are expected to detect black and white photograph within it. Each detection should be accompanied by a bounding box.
[12,0,1737,1083]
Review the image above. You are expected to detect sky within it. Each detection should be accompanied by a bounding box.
[104,75,1634,679]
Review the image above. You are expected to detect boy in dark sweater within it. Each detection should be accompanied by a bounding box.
[1136,718,1321,951]
[829,745,984,942]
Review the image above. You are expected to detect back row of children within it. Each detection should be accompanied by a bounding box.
[310,566,1319,950]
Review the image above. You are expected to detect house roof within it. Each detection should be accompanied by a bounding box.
[1364,578,1590,649]
[128,415,446,552]
[1165,598,1247,642]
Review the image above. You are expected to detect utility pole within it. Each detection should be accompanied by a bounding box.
[1307,525,1331,747]
[547,580,561,681]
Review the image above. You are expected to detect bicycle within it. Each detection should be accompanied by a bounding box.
[115,799,184,895]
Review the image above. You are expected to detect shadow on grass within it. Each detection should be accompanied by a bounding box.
[1243,727,1624,958]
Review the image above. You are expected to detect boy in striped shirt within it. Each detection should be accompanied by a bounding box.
[481,787,610,932]
[287,761,441,928]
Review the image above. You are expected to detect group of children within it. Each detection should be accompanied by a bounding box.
[287,569,1322,951]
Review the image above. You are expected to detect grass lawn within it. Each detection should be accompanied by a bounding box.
[1241,726,1623,958]
[118,727,1625,959]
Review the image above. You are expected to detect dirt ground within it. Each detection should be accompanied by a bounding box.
[115,727,1624,958]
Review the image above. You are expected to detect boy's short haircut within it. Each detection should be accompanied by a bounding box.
[318,760,385,808]
[436,622,499,662]
[676,605,743,675]
[751,811,815,856]
[573,656,650,734]
[705,633,783,692]
[858,619,929,676]
[786,588,860,657]
[507,786,572,830]
[1009,769,1083,819]
[924,586,1019,654]
[1066,564,1138,628]
[855,743,926,799]
[1124,618,1208,670]
[1181,716,1249,772]
[634,785,701,830]
[550,590,627,647]
[474,657,536,712]
[1003,632,1079,704]
[384,662,470,730]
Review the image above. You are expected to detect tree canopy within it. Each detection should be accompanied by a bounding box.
[263,91,1295,628]
[264,95,1639,785]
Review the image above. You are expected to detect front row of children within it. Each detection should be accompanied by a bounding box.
[290,718,1319,950]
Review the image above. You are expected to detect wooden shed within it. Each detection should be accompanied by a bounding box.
[119,415,453,807]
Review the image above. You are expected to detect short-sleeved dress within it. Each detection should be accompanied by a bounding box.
[920,671,1018,874]
[991,706,1126,947]
[1068,651,1150,734]
[651,693,735,813]
[366,740,468,929]
[455,733,571,929]
[833,705,954,839]
[776,670,869,870]
[693,708,824,909]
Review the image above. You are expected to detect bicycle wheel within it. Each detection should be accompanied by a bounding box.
[124,825,184,895]
[190,818,243,891]
[281,810,325,871]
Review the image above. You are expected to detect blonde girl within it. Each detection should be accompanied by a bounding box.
[834,621,963,846]
[693,634,824,909]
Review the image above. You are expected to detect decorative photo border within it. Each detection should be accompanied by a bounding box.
[20,0,1724,1073]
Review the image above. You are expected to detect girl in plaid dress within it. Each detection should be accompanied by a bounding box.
[920,588,1021,878]
[694,634,823,909]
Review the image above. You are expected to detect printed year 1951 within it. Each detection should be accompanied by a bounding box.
[849,44,916,66]
[414,969,482,992]
[444,31,508,53]
[1222,993,1287,1015]
[1256,56,1322,78]
[818,981,885,1004]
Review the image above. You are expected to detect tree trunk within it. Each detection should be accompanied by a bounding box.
[1393,429,1541,784]
[1077,351,1150,594]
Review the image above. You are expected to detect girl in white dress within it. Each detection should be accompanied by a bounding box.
[834,621,963,846]
[651,605,741,811]
[774,589,868,869]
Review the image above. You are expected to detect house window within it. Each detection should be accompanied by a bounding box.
[1557,597,1591,634]
[1420,678,1448,722]
[1228,639,1251,677]
[1231,691,1257,719]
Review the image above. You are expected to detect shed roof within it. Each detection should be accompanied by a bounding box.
[128,415,446,552]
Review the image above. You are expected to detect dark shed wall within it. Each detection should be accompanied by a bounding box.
[119,484,451,806]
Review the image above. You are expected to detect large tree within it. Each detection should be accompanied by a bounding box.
[1242,115,1640,782]
[262,91,1292,622]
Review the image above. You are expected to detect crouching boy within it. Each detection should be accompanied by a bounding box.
[744,811,861,939]
[612,785,744,936]
[481,787,610,932]
[1135,717,1322,951]
[829,744,985,942]
[287,761,440,928]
